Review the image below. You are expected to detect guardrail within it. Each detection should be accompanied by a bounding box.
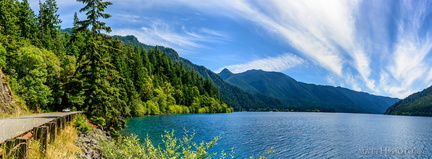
[0,112,84,159]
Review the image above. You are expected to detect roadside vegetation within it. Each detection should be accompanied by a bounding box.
[23,114,272,158]
[97,131,273,159]
[0,0,233,134]
[29,120,82,159]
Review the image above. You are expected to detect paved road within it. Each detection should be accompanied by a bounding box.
[0,112,83,143]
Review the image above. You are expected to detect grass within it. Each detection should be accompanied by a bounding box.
[29,120,82,158]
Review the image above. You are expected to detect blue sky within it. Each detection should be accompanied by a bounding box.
[29,0,432,99]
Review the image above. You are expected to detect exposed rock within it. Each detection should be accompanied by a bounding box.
[76,128,109,159]
[0,70,16,114]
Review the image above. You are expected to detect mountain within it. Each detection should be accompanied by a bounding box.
[113,35,287,111]
[385,85,432,116]
[220,69,400,114]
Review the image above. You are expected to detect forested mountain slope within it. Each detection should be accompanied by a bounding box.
[220,69,400,114]
[385,85,432,116]
[0,0,232,133]
[113,35,288,111]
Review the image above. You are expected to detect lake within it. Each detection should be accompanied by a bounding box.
[121,112,432,158]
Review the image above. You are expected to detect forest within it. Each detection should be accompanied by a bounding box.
[0,0,233,133]
[385,85,432,116]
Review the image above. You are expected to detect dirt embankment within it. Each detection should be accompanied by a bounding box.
[0,70,16,114]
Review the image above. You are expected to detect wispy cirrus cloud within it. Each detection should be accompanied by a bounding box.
[216,53,306,73]
[376,0,432,98]
[110,19,230,55]
[51,0,432,98]
[172,0,432,98]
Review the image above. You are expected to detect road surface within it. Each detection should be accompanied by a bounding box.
[0,112,83,143]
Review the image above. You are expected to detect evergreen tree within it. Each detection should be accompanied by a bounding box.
[0,0,20,37]
[18,0,38,41]
[76,0,113,34]
[38,0,62,49]
[75,0,126,130]
[0,0,233,132]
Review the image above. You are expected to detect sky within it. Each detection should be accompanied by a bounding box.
[29,0,432,99]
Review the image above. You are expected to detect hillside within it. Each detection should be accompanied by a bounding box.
[385,85,432,116]
[113,35,288,111]
[220,69,400,113]
[0,0,235,132]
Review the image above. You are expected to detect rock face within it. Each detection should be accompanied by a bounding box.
[76,129,110,159]
[0,70,16,114]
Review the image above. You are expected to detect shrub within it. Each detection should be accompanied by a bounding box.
[98,130,229,159]
[90,116,106,128]
[73,114,92,134]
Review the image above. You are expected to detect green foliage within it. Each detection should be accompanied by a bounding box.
[74,114,92,134]
[9,46,53,111]
[114,35,282,112]
[0,44,6,68]
[0,0,233,132]
[76,0,113,34]
[90,116,106,128]
[0,0,20,37]
[98,130,228,159]
[97,130,273,158]
[385,85,432,116]
[221,69,399,113]
[18,0,38,41]
[131,102,147,116]
[38,0,62,50]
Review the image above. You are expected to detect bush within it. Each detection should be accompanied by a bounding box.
[97,130,274,159]
[98,130,229,159]
[73,114,92,134]
[90,116,106,128]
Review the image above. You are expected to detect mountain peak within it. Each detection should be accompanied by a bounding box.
[218,68,233,80]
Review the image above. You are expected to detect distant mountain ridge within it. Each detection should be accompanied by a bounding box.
[113,35,399,114]
[219,69,400,114]
[385,85,432,116]
[113,35,287,111]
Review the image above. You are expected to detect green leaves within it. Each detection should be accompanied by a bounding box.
[10,46,58,111]
[0,0,233,132]
[74,114,93,134]
[97,130,225,159]
[0,44,6,69]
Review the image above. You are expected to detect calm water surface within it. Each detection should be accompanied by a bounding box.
[122,112,432,158]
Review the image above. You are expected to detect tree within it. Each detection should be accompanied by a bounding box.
[76,0,112,34]
[38,0,62,49]
[10,46,58,111]
[74,0,126,130]
[18,0,38,41]
[0,0,20,37]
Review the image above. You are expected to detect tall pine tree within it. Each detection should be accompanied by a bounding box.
[18,0,38,41]
[74,0,125,131]
[38,0,61,50]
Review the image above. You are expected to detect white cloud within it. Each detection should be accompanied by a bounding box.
[88,0,432,98]
[167,0,358,75]
[216,53,305,73]
[373,0,432,98]
[110,19,230,55]
[205,0,432,98]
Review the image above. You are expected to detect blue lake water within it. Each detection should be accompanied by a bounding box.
[121,112,432,158]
